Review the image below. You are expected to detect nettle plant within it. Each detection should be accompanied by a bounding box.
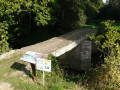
[88,20,120,89]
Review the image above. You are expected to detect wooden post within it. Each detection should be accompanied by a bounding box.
[30,63,36,81]
[43,70,45,87]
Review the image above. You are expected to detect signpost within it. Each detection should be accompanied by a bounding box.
[36,58,51,86]
[36,59,51,72]
[20,51,43,64]
[20,51,51,86]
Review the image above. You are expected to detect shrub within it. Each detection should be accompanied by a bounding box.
[86,20,120,89]
[0,27,9,55]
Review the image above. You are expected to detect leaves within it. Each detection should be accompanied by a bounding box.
[86,20,120,89]
[0,29,9,54]
[0,0,56,54]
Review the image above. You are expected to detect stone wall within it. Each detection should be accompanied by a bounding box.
[79,40,91,70]
[58,40,91,71]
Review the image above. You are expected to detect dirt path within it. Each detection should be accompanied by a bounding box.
[0,82,14,90]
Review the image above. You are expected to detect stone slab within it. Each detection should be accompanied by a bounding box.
[20,28,97,57]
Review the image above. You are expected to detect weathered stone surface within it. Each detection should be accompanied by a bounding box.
[18,28,96,70]
[0,50,16,60]
[80,40,91,70]
[20,28,97,57]
[58,40,91,71]
[0,28,96,71]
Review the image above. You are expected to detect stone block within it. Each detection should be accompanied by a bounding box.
[58,40,92,71]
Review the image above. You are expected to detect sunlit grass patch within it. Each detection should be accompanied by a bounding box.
[82,24,97,29]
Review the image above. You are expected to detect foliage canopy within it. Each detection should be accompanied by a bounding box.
[0,0,103,54]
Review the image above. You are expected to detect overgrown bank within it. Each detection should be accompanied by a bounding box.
[84,20,120,89]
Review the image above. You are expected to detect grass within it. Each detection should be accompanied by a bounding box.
[82,24,97,29]
[0,53,86,90]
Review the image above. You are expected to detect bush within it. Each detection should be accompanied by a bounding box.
[0,29,9,55]
[78,12,87,26]
[86,20,120,89]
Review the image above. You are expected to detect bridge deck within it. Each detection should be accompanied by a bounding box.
[20,28,97,57]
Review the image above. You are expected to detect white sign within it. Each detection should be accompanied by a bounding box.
[36,58,51,72]
[20,51,43,64]
[20,51,51,86]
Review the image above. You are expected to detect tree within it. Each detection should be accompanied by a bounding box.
[0,0,56,54]
[0,0,103,54]
[99,0,120,20]
[88,20,120,89]
[53,0,103,34]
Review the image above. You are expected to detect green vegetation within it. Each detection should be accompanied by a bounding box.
[1,0,120,90]
[82,24,97,29]
[1,20,120,89]
[0,0,103,53]
[0,29,9,54]
[0,0,56,54]
[0,53,86,90]
[86,20,120,89]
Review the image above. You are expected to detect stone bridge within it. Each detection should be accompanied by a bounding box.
[20,28,97,71]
